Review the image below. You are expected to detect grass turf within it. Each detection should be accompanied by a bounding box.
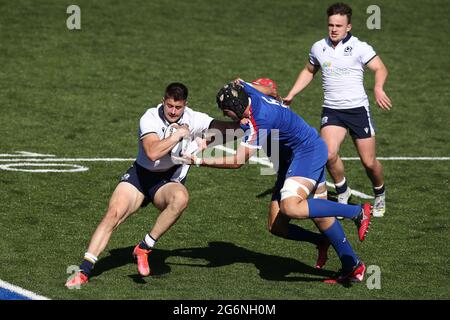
[0,0,449,299]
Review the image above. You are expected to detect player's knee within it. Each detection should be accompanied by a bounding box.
[280,198,308,219]
[267,219,278,235]
[169,189,189,213]
[268,223,287,238]
[361,157,378,170]
[312,217,331,230]
[328,150,339,163]
[103,207,126,229]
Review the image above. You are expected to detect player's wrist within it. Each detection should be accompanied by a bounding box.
[194,156,202,167]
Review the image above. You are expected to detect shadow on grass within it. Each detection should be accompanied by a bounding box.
[91,241,336,284]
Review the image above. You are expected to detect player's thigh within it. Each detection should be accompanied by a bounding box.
[320,125,348,156]
[353,136,377,166]
[279,176,315,214]
[152,182,189,212]
[106,182,145,222]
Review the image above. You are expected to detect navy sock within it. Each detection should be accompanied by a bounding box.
[79,259,95,277]
[307,199,361,219]
[374,185,385,196]
[286,224,324,245]
[335,180,348,194]
[138,240,152,250]
[323,220,359,272]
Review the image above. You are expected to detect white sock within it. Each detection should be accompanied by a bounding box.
[144,234,157,248]
[335,177,346,188]
[84,252,98,264]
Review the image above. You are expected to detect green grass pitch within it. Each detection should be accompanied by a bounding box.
[0,0,449,299]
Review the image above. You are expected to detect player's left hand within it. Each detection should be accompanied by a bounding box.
[233,77,244,85]
[374,87,392,110]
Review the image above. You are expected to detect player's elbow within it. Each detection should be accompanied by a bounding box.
[146,150,160,162]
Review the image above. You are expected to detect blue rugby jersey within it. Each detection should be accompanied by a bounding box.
[239,81,320,153]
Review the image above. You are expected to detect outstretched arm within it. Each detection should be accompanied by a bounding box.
[283,62,319,106]
[189,144,255,169]
[366,56,392,111]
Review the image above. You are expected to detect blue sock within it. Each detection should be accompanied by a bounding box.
[286,224,325,245]
[307,199,361,219]
[323,220,359,272]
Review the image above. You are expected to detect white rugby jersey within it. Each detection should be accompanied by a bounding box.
[136,104,213,172]
[309,33,377,109]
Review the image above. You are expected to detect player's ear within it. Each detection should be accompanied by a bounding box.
[346,23,352,32]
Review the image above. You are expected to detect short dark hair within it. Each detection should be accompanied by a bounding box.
[327,2,352,23]
[164,82,188,101]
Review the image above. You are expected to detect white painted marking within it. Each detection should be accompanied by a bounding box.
[213,145,273,167]
[341,157,450,161]
[0,151,55,157]
[0,279,50,300]
[0,158,134,162]
[215,146,375,199]
[0,163,89,173]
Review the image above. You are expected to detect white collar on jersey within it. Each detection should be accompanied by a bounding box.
[326,32,352,47]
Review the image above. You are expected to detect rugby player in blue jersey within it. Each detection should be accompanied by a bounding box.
[185,80,372,283]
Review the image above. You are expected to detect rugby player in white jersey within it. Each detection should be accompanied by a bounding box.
[284,2,392,217]
[66,83,237,288]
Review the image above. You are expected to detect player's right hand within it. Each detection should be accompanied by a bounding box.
[173,124,190,139]
[374,87,392,111]
[282,95,294,106]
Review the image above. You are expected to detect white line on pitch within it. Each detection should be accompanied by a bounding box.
[215,145,374,199]
[341,157,450,160]
[0,158,135,162]
[213,145,273,167]
[0,279,50,300]
[0,151,55,157]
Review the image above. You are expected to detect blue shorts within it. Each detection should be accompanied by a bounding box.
[321,106,376,139]
[272,138,328,201]
[119,162,187,207]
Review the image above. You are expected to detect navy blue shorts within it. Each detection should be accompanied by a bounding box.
[320,107,376,139]
[119,162,187,207]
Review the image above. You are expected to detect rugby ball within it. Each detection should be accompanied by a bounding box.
[164,123,190,158]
